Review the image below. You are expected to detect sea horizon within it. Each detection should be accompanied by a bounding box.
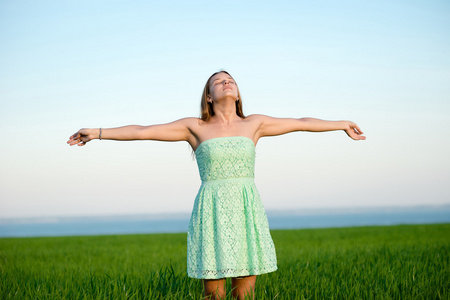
[1,204,449,238]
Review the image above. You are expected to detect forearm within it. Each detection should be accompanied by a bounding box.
[99,125,148,140]
[297,118,349,132]
[84,125,147,141]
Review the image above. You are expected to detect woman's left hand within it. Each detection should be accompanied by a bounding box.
[344,122,366,140]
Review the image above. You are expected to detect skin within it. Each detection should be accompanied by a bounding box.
[67,72,366,299]
[204,275,256,300]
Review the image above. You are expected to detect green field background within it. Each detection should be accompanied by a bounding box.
[1,224,449,299]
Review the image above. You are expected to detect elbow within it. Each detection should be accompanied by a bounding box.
[298,117,313,122]
[296,118,313,131]
[135,125,150,140]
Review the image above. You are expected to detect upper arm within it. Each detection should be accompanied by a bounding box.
[136,118,196,142]
[253,114,306,138]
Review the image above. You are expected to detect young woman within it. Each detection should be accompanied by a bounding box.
[68,71,365,299]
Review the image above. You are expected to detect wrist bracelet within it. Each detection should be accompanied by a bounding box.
[99,128,102,140]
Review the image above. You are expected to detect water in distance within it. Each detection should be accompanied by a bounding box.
[1,205,449,238]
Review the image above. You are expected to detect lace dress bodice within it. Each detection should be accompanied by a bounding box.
[195,136,255,182]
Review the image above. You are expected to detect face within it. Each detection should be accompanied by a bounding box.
[207,72,239,103]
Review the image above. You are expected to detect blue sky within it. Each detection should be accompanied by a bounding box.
[1,0,449,218]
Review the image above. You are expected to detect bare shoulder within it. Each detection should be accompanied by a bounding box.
[175,117,204,139]
[174,117,200,124]
[246,114,269,120]
[245,114,279,128]
[245,114,272,123]
[171,117,202,128]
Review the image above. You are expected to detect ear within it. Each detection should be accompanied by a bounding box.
[207,95,213,103]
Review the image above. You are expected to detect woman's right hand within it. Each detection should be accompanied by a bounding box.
[67,128,98,146]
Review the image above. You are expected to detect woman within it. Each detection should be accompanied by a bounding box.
[68,70,365,299]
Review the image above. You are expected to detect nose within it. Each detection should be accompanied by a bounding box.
[223,79,229,85]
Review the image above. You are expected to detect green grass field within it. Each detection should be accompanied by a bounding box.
[1,224,448,299]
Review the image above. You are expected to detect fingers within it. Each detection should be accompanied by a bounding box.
[67,132,80,144]
[346,126,366,141]
[352,131,366,140]
[67,131,89,146]
[349,123,365,140]
[355,126,366,140]
[67,139,86,146]
[353,125,363,135]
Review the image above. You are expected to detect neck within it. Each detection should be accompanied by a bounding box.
[211,99,239,124]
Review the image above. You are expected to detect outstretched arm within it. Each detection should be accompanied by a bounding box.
[253,115,366,140]
[67,118,195,146]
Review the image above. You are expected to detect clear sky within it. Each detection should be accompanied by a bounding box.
[1,0,449,218]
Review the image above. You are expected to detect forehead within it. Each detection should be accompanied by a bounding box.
[210,72,233,82]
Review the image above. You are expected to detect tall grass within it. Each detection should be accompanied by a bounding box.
[1,224,448,299]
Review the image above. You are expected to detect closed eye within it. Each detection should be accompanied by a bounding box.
[212,78,234,85]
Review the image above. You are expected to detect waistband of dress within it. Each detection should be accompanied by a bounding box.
[201,177,254,184]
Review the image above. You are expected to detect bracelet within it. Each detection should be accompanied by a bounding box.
[99,128,102,140]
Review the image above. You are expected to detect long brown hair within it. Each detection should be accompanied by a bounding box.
[200,71,245,122]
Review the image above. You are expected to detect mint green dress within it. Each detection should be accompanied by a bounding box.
[187,136,278,279]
